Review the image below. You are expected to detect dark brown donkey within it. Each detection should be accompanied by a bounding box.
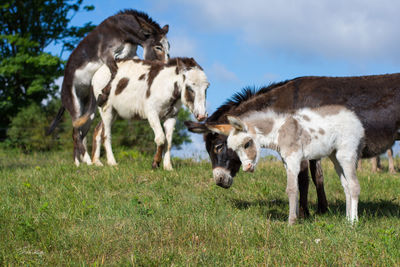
[185,86,328,218]
[187,73,400,218]
[47,9,169,166]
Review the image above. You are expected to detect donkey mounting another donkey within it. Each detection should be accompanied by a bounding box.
[47,9,170,166]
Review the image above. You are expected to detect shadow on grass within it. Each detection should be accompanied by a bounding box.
[323,199,400,219]
[230,198,288,221]
[0,162,39,171]
[231,197,400,221]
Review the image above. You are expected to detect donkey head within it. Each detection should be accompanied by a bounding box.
[224,116,261,173]
[204,117,260,173]
[185,121,241,188]
[139,18,170,62]
[178,58,209,121]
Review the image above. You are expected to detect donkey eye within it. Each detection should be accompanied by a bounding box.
[154,46,163,51]
[186,85,194,94]
[214,144,223,154]
[244,140,252,149]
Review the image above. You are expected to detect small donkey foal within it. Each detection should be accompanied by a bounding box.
[210,105,365,224]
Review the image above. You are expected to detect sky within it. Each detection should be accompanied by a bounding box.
[50,0,400,158]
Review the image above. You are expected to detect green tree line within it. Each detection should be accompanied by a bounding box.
[0,0,191,153]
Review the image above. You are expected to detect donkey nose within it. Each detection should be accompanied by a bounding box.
[196,114,207,121]
[243,163,254,172]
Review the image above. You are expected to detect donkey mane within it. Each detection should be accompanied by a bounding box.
[116,9,162,30]
[207,80,293,123]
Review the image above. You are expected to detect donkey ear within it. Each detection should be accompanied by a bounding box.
[227,116,247,132]
[205,123,232,136]
[161,24,169,34]
[184,121,209,134]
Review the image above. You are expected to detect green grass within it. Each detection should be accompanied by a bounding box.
[1,148,400,265]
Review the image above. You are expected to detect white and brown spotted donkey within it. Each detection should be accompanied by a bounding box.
[91,57,208,170]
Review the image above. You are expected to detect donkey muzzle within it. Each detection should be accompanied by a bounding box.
[196,113,207,121]
[213,167,233,188]
[243,162,255,173]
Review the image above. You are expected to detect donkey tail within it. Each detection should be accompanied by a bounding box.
[46,106,65,135]
[72,89,97,129]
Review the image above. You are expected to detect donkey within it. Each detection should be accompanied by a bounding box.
[91,57,209,170]
[198,73,400,224]
[217,108,364,225]
[185,120,328,218]
[47,9,169,166]
[185,86,329,217]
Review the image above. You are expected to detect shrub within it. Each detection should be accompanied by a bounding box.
[7,103,57,152]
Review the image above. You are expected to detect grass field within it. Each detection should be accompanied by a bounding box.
[1,148,400,265]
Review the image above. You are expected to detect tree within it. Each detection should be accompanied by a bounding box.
[0,0,95,139]
[7,103,56,152]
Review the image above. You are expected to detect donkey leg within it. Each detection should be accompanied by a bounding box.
[284,157,301,225]
[298,160,310,218]
[357,159,362,172]
[64,81,86,166]
[81,137,92,165]
[92,120,104,166]
[371,157,378,173]
[388,148,396,173]
[335,150,360,223]
[329,153,350,219]
[79,115,94,166]
[309,159,328,214]
[72,128,82,166]
[147,112,166,169]
[152,145,164,169]
[162,117,176,171]
[101,108,117,166]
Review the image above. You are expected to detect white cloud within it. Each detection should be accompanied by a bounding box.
[162,0,400,62]
[211,62,239,82]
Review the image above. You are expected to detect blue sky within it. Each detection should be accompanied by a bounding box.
[50,0,400,157]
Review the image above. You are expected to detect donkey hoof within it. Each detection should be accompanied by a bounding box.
[288,217,297,225]
[152,161,160,169]
[299,207,310,219]
[163,164,173,171]
[94,160,103,166]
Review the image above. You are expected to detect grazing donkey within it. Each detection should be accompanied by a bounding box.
[91,57,209,170]
[188,73,400,224]
[47,9,169,166]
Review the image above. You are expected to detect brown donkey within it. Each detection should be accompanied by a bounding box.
[187,73,400,223]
